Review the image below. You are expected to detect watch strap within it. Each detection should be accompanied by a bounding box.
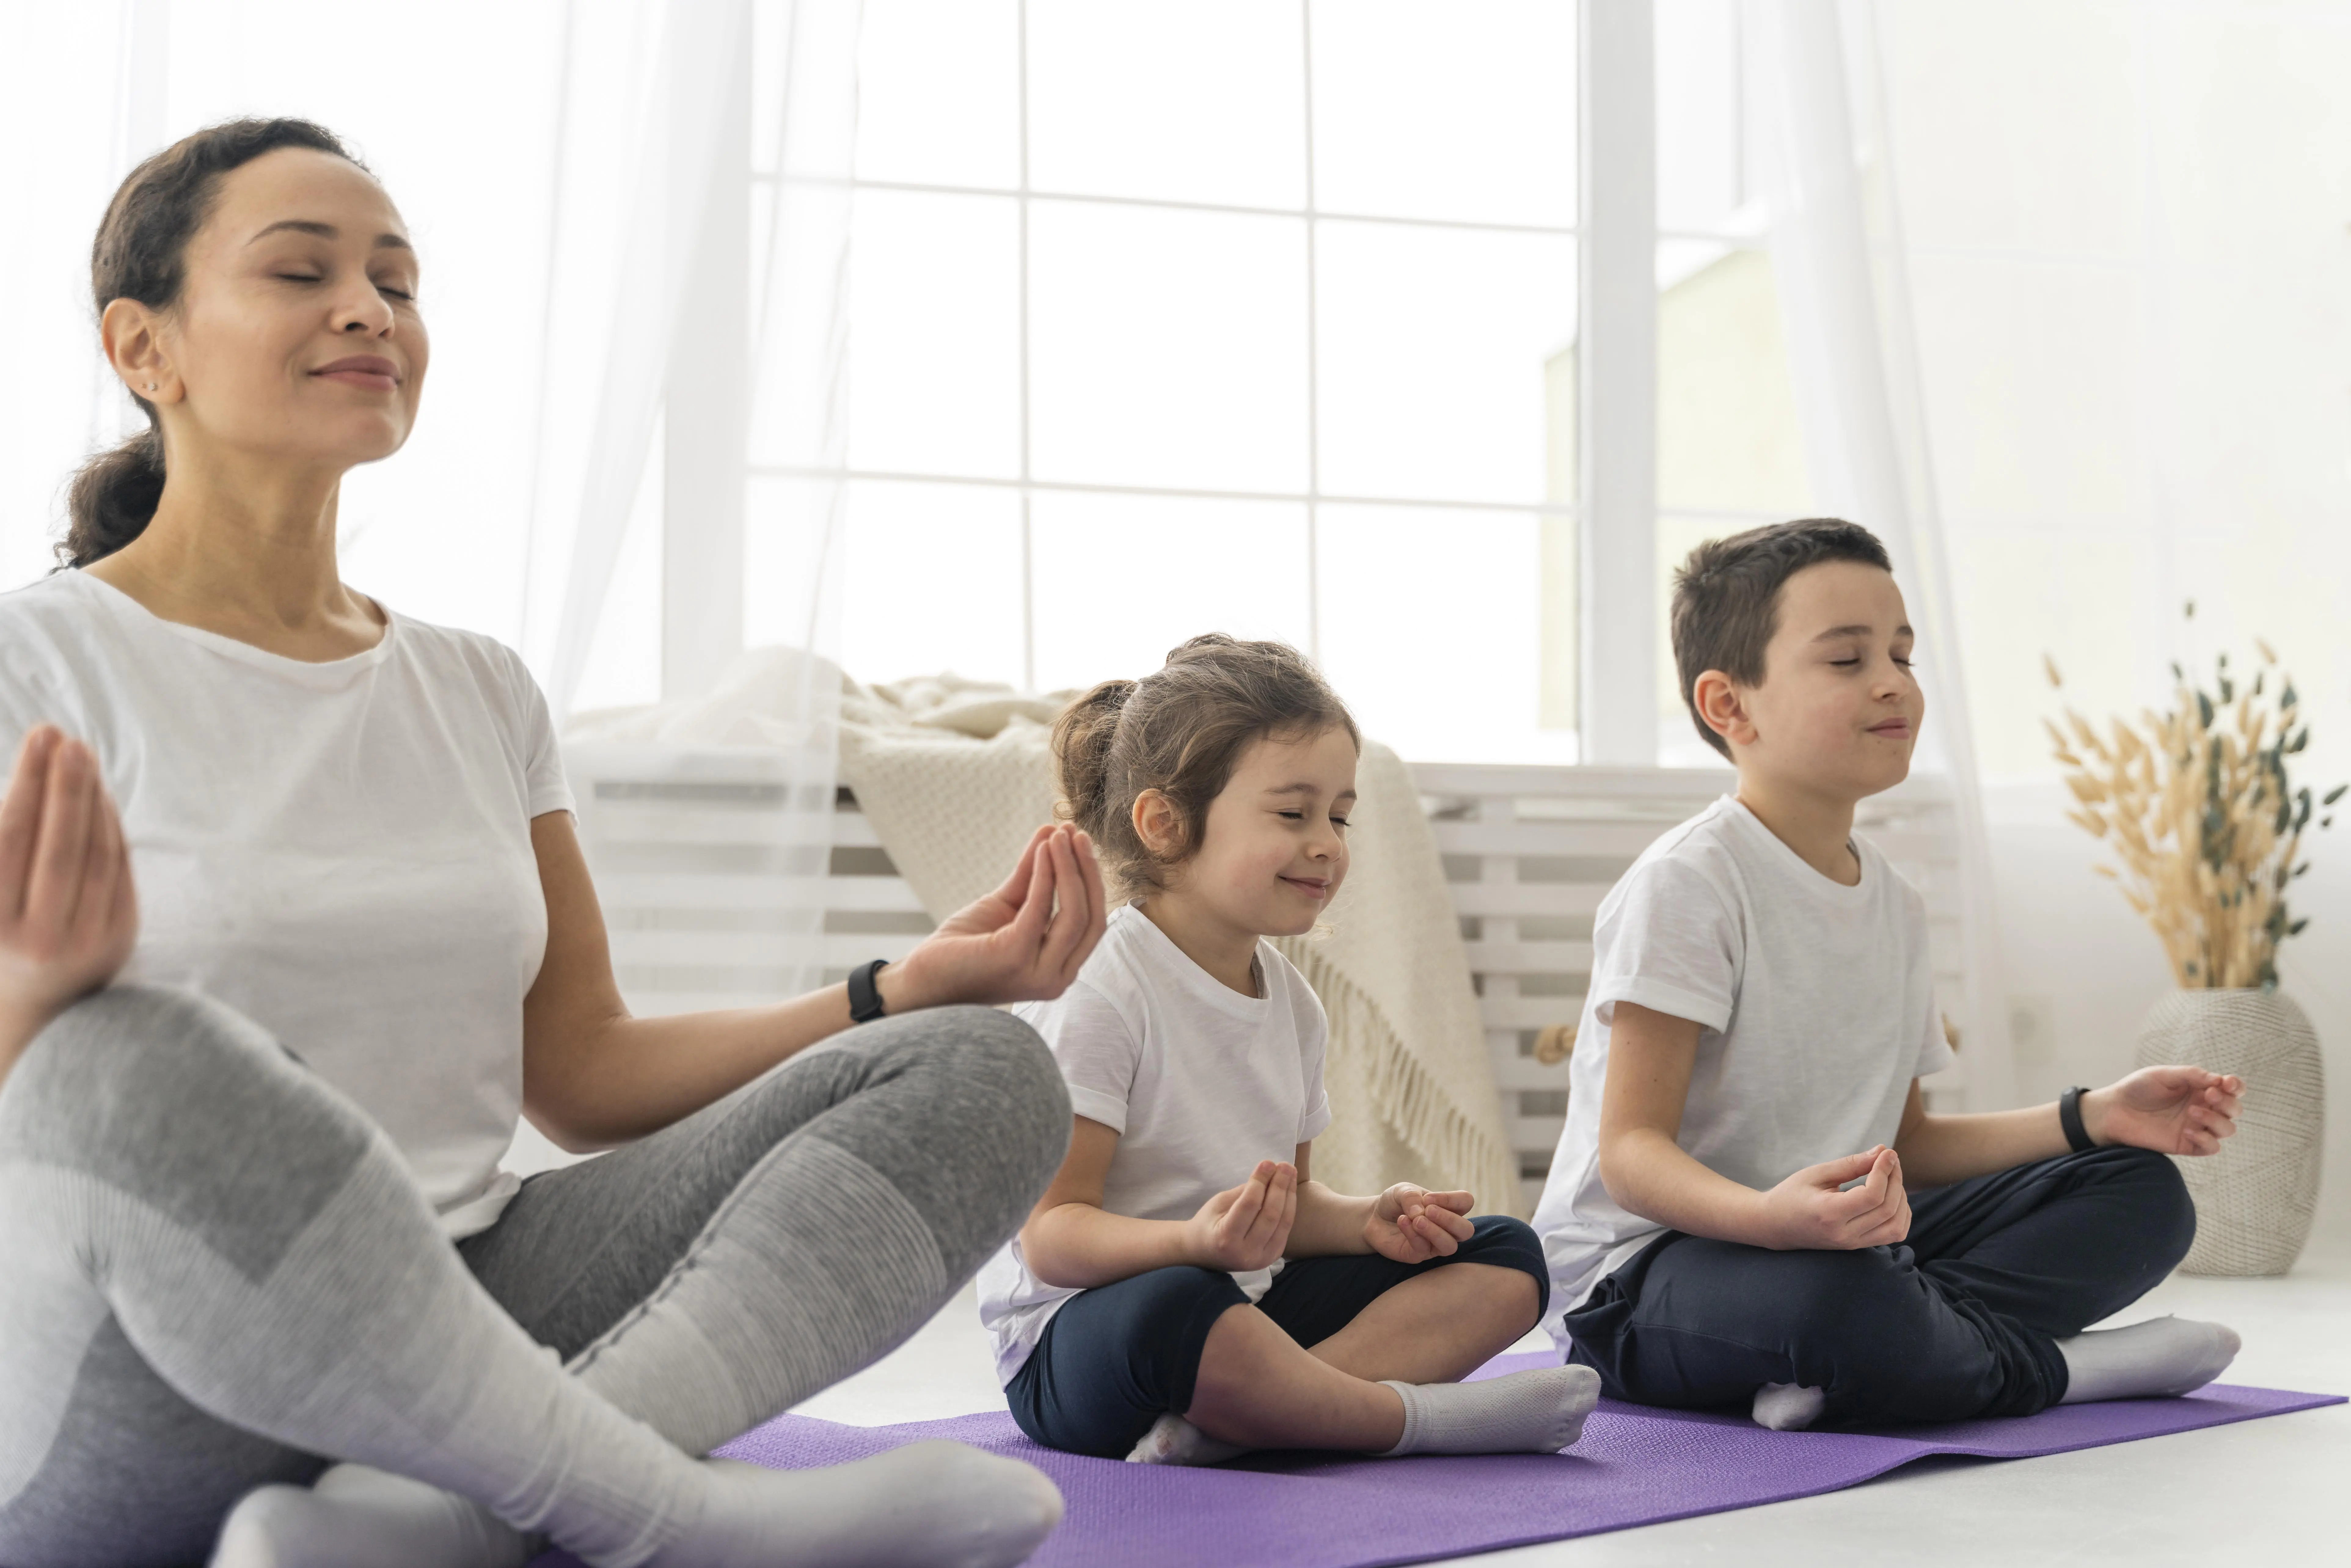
[2058,1085,2095,1153]
[847,958,890,1024]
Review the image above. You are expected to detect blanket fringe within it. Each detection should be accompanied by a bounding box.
[1275,938,1527,1218]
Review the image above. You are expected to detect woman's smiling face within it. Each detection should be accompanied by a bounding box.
[126,145,427,473]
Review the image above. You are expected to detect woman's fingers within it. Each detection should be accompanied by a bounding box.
[24,739,98,935]
[70,783,125,945]
[1054,830,1107,981]
[0,726,61,923]
[1035,828,1087,970]
[989,825,1051,911]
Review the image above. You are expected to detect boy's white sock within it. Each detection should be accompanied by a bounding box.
[1750,1382,1827,1431]
[1125,1413,1250,1466]
[213,1443,1062,1568]
[1374,1365,1601,1457]
[2058,1316,2241,1404]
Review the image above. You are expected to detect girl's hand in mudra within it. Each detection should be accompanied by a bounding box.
[2086,1066,2244,1157]
[0,726,139,1071]
[1366,1183,1476,1264]
[879,824,1106,1012]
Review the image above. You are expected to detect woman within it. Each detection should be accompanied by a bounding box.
[0,118,1100,1568]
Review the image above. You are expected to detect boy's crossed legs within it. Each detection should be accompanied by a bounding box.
[1008,1216,1599,1463]
[1562,1145,2232,1428]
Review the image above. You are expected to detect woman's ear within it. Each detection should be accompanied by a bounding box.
[1693,669,1756,751]
[1131,788,1185,861]
[101,297,179,405]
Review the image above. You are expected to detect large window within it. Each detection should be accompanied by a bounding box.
[751,0,1583,763]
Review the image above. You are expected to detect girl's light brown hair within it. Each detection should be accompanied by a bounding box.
[1053,634,1359,899]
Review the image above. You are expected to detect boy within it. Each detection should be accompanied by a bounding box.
[1533,518,2245,1430]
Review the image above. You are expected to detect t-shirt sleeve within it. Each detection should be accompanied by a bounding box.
[1588,854,1741,1035]
[500,646,575,818]
[1905,891,1959,1079]
[1293,981,1333,1145]
[1022,981,1143,1133]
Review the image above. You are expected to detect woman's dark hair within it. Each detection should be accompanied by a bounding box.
[61,117,364,569]
[1053,634,1361,900]
[1669,517,1896,758]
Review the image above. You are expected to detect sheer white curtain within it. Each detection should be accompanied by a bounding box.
[1753,0,2015,1108]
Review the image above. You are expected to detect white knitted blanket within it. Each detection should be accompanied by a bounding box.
[839,674,1521,1214]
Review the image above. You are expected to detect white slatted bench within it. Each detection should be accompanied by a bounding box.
[544,750,1969,1208]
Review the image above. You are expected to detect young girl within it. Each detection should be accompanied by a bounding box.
[976,634,1600,1464]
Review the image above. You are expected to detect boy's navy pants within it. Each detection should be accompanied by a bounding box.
[1561,1146,2197,1425]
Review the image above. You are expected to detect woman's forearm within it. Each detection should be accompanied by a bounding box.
[1021,1203,1197,1289]
[1895,1102,2071,1187]
[524,984,863,1151]
[1600,1128,1774,1247]
[1285,1181,1374,1258]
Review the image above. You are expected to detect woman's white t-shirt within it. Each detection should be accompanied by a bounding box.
[1532,796,1956,1347]
[974,903,1334,1384]
[0,569,571,1238]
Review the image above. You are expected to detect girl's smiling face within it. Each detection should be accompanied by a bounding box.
[1162,725,1358,940]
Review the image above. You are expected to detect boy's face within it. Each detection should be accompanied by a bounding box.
[1718,560,1921,800]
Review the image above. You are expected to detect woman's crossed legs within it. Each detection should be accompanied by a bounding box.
[0,985,1071,1568]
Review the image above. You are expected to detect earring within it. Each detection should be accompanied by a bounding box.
[144,382,156,392]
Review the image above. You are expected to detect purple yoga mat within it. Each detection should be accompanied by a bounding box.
[531,1353,2340,1568]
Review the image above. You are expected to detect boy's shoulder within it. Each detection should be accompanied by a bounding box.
[1605,798,1751,915]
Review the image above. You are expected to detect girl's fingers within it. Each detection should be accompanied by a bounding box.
[1428,1189,1476,1215]
[24,740,98,934]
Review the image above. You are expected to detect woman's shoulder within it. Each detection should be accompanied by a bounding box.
[0,572,114,705]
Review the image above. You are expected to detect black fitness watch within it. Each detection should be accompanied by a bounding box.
[847,958,890,1024]
[2058,1085,2096,1153]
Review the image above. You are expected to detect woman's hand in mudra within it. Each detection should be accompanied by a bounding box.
[0,726,139,1071]
[878,823,1106,1012]
[2086,1066,2245,1157]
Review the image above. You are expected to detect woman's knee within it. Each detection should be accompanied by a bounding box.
[2,984,371,1181]
[895,1004,1070,1183]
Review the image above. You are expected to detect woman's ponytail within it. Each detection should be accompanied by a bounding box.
[1051,678,1136,842]
[56,116,361,571]
[62,427,166,569]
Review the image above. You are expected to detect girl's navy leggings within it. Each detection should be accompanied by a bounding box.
[1561,1145,2197,1426]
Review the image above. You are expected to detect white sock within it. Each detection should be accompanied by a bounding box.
[213,1443,1061,1568]
[1125,1413,1250,1466]
[1375,1365,1601,1457]
[2058,1316,2242,1405]
[1750,1382,1827,1431]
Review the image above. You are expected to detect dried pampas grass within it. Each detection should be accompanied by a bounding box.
[2046,626,2344,991]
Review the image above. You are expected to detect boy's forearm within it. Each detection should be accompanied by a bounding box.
[1284,1181,1374,1258]
[1021,1203,1197,1289]
[1896,1104,2071,1187]
[1601,1129,1776,1248]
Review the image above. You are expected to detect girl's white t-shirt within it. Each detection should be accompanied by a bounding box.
[0,569,571,1238]
[1532,796,1956,1346]
[974,903,1334,1384]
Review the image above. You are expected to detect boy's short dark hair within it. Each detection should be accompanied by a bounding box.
[1670,517,1894,759]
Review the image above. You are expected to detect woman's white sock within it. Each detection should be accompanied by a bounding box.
[213,1443,1061,1568]
[2058,1315,2241,1404]
[1750,1382,1827,1431]
[1125,1413,1250,1466]
[1374,1365,1601,1457]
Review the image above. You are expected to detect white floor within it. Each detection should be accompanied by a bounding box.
[793,1248,2351,1566]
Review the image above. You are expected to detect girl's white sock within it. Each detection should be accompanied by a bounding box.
[213,1443,1063,1568]
[1374,1365,1601,1457]
[2058,1315,2241,1404]
[1125,1413,1250,1466]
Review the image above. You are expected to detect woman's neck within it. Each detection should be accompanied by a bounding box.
[1137,890,1263,998]
[86,449,386,663]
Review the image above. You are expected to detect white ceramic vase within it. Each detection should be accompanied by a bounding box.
[2134,988,2325,1277]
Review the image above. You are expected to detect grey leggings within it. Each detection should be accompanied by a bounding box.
[0,985,1069,1568]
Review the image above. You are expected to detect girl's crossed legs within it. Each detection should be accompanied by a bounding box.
[0,985,1071,1568]
[1009,1217,1594,1461]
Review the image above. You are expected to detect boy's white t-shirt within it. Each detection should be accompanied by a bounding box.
[1533,796,1954,1349]
[975,903,1333,1383]
[0,569,572,1238]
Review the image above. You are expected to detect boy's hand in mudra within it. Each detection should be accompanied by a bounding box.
[1366,1183,1476,1264]
[2085,1067,2244,1157]
[878,823,1106,1012]
[1759,1144,1911,1251]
